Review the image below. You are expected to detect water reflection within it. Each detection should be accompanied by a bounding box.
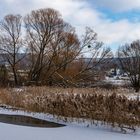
[0,114,65,128]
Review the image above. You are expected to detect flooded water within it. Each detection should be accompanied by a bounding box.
[0,114,65,128]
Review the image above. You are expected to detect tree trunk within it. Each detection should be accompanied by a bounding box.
[135,87,140,92]
[12,67,18,86]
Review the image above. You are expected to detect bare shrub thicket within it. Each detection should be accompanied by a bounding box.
[0,87,139,131]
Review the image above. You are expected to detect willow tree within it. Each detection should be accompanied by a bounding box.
[24,8,80,84]
[25,8,112,86]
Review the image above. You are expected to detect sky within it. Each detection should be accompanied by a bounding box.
[1,0,140,51]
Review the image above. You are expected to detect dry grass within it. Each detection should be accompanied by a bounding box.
[0,86,139,130]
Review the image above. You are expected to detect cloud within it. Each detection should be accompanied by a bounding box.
[1,0,140,49]
[95,20,140,45]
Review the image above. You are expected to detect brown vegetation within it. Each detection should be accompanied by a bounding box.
[0,87,139,131]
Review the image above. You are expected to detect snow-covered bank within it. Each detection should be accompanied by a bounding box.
[0,120,140,140]
[0,106,140,140]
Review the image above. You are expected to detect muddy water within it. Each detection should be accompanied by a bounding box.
[0,114,65,128]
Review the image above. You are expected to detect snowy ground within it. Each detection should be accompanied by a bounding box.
[1,122,140,140]
[0,107,140,140]
[104,76,128,85]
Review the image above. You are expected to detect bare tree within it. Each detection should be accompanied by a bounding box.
[42,25,80,85]
[0,14,23,85]
[25,8,63,82]
[71,27,112,85]
[118,40,140,92]
[24,8,112,86]
[47,27,112,86]
[24,8,80,84]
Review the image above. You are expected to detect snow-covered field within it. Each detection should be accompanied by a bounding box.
[1,122,140,140]
[0,107,140,140]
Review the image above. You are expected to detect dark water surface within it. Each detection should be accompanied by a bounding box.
[0,114,65,128]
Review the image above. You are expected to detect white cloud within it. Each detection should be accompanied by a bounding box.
[1,0,140,48]
[96,20,140,45]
